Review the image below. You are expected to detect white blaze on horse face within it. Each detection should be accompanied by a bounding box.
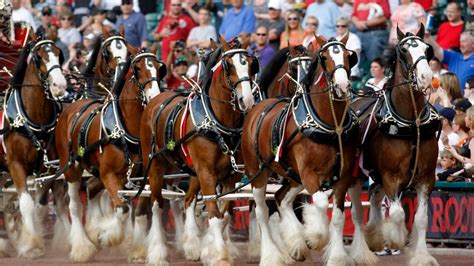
[406,40,433,90]
[110,39,128,81]
[231,53,254,112]
[144,58,160,102]
[45,47,67,97]
[328,44,350,96]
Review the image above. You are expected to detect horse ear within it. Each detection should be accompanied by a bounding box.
[210,38,218,50]
[314,33,326,48]
[288,42,296,55]
[46,25,58,41]
[307,41,315,55]
[416,23,425,39]
[119,24,125,37]
[150,42,158,55]
[127,44,137,55]
[103,26,111,38]
[340,32,349,45]
[219,35,229,51]
[29,27,38,42]
[397,25,405,41]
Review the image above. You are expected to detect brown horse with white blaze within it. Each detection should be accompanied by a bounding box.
[2,29,67,258]
[140,37,258,265]
[241,34,360,265]
[350,25,439,266]
[54,45,166,262]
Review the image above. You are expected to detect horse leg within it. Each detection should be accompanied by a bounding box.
[51,179,72,252]
[408,186,439,266]
[167,182,184,249]
[146,158,169,265]
[303,190,329,251]
[198,171,234,265]
[252,172,291,266]
[67,180,97,261]
[324,185,353,265]
[9,161,44,258]
[364,183,385,251]
[348,180,378,265]
[96,171,130,248]
[248,203,261,261]
[84,178,105,247]
[180,175,202,261]
[383,184,408,250]
[277,182,309,261]
[128,196,150,263]
[34,182,50,230]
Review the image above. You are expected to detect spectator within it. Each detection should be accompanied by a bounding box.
[351,0,390,69]
[11,0,37,31]
[58,11,81,48]
[466,0,474,35]
[445,106,474,165]
[389,0,425,45]
[333,0,353,18]
[302,16,326,48]
[335,17,362,80]
[250,26,276,69]
[452,112,471,148]
[436,150,466,182]
[437,72,463,108]
[116,0,148,48]
[182,0,202,24]
[154,0,197,61]
[364,58,387,93]
[465,77,474,105]
[92,0,140,12]
[165,56,193,90]
[219,0,256,41]
[425,32,474,93]
[280,10,304,49]
[435,2,464,50]
[52,0,71,26]
[186,7,217,51]
[429,57,447,78]
[250,0,270,26]
[82,8,107,38]
[256,1,285,51]
[207,0,232,32]
[439,107,460,152]
[303,0,340,39]
[37,6,53,35]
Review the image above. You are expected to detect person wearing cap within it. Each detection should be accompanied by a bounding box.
[37,6,54,35]
[219,0,256,41]
[256,0,285,51]
[303,0,340,39]
[116,0,148,48]
[439,107,461,155]
[165,56,193,90]
[454,99,473,114]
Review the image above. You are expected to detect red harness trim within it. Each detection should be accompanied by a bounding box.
[180,100,193,167]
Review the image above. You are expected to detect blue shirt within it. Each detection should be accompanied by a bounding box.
[116,11,148,48]
[219,5,256,41]
[443,50,474,93]
[303,2,341,39]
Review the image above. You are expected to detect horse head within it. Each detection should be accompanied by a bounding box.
[396,24,434,91]
[217,36,258,112]
[100,27,129,82]
[130,43,167,104]
[315,34,358,98]
[288,43,313,84]
[28,30,67,98]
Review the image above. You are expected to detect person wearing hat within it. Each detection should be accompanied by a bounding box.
[165,56,192,90]
[115,0,148,48]
[439,107,461,154]
[255,0,285,51]
[454,99,473,114]
[37,6,54,35]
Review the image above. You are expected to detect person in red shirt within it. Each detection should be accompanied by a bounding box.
[154,0,197,60]
[165,57,193,90]
[435,2,464,50]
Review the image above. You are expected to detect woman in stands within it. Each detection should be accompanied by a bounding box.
[280,9,304,49]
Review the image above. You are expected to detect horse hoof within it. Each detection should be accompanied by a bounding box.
[128,247,147,263]
[326,254,354,266]
[18,246,44,259]
[409,252,439,266]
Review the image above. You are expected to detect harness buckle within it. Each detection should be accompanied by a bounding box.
[12,114,26,128]
[110,125,125,139]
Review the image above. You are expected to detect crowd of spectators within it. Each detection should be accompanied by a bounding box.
[4,0,474,180]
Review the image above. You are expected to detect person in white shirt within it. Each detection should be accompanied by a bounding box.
[11,0,37,31]
[335,17,361,80]
[364,57,388,93]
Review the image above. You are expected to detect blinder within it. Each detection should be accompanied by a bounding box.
[426,44,434,61]
[251,55,260,75]
[348,50,358,68]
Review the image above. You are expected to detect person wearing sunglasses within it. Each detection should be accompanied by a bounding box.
[280,9,304,49]
[116,0,148,48]
[302,16,326,49]
[251,26,276,69]
[335,17,362,81]
[58,11,81,48]
[303,0,340,39]
[255,0,285,51]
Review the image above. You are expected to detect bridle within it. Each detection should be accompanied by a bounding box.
[29,39,64,99]
[288,54,312,84]
[101,35,128,78]
[130,52,164,106]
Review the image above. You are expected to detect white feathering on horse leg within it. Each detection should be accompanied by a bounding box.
[96,204,129,247]
[127,215,148,263]
[68,182,97,262]
[169,199,184,252]
[248,206,261,261]
[279,185,309,261]
[17,192,45,259]
[324,200,353,266]
[146,202,169,266]
[383,199,408,250]
[349,185,378,265]
[408,188,439,266]
[85,192,104,247]
[180,199,202,261]
[200,217,232,265]
[0,238,10,257]
[52,191,72,252]
[303,191,329,251]
[253,187,290,266]
[364,188,385,251]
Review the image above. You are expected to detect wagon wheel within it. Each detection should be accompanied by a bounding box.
[3,193,21,250]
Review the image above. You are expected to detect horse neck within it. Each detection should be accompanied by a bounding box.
[390,60,426,120]
[21,65,55,123]
[208,73,242,129]
[118,77,143,137]
[310,67,348,126]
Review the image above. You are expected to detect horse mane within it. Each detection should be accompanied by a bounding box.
[382,45,397,88]
[82,36,102,77]
[10,43,32,90]
[201,47,222,92]
[258,47,290,92]
[112,56,132,97]
[301,52,320,90]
